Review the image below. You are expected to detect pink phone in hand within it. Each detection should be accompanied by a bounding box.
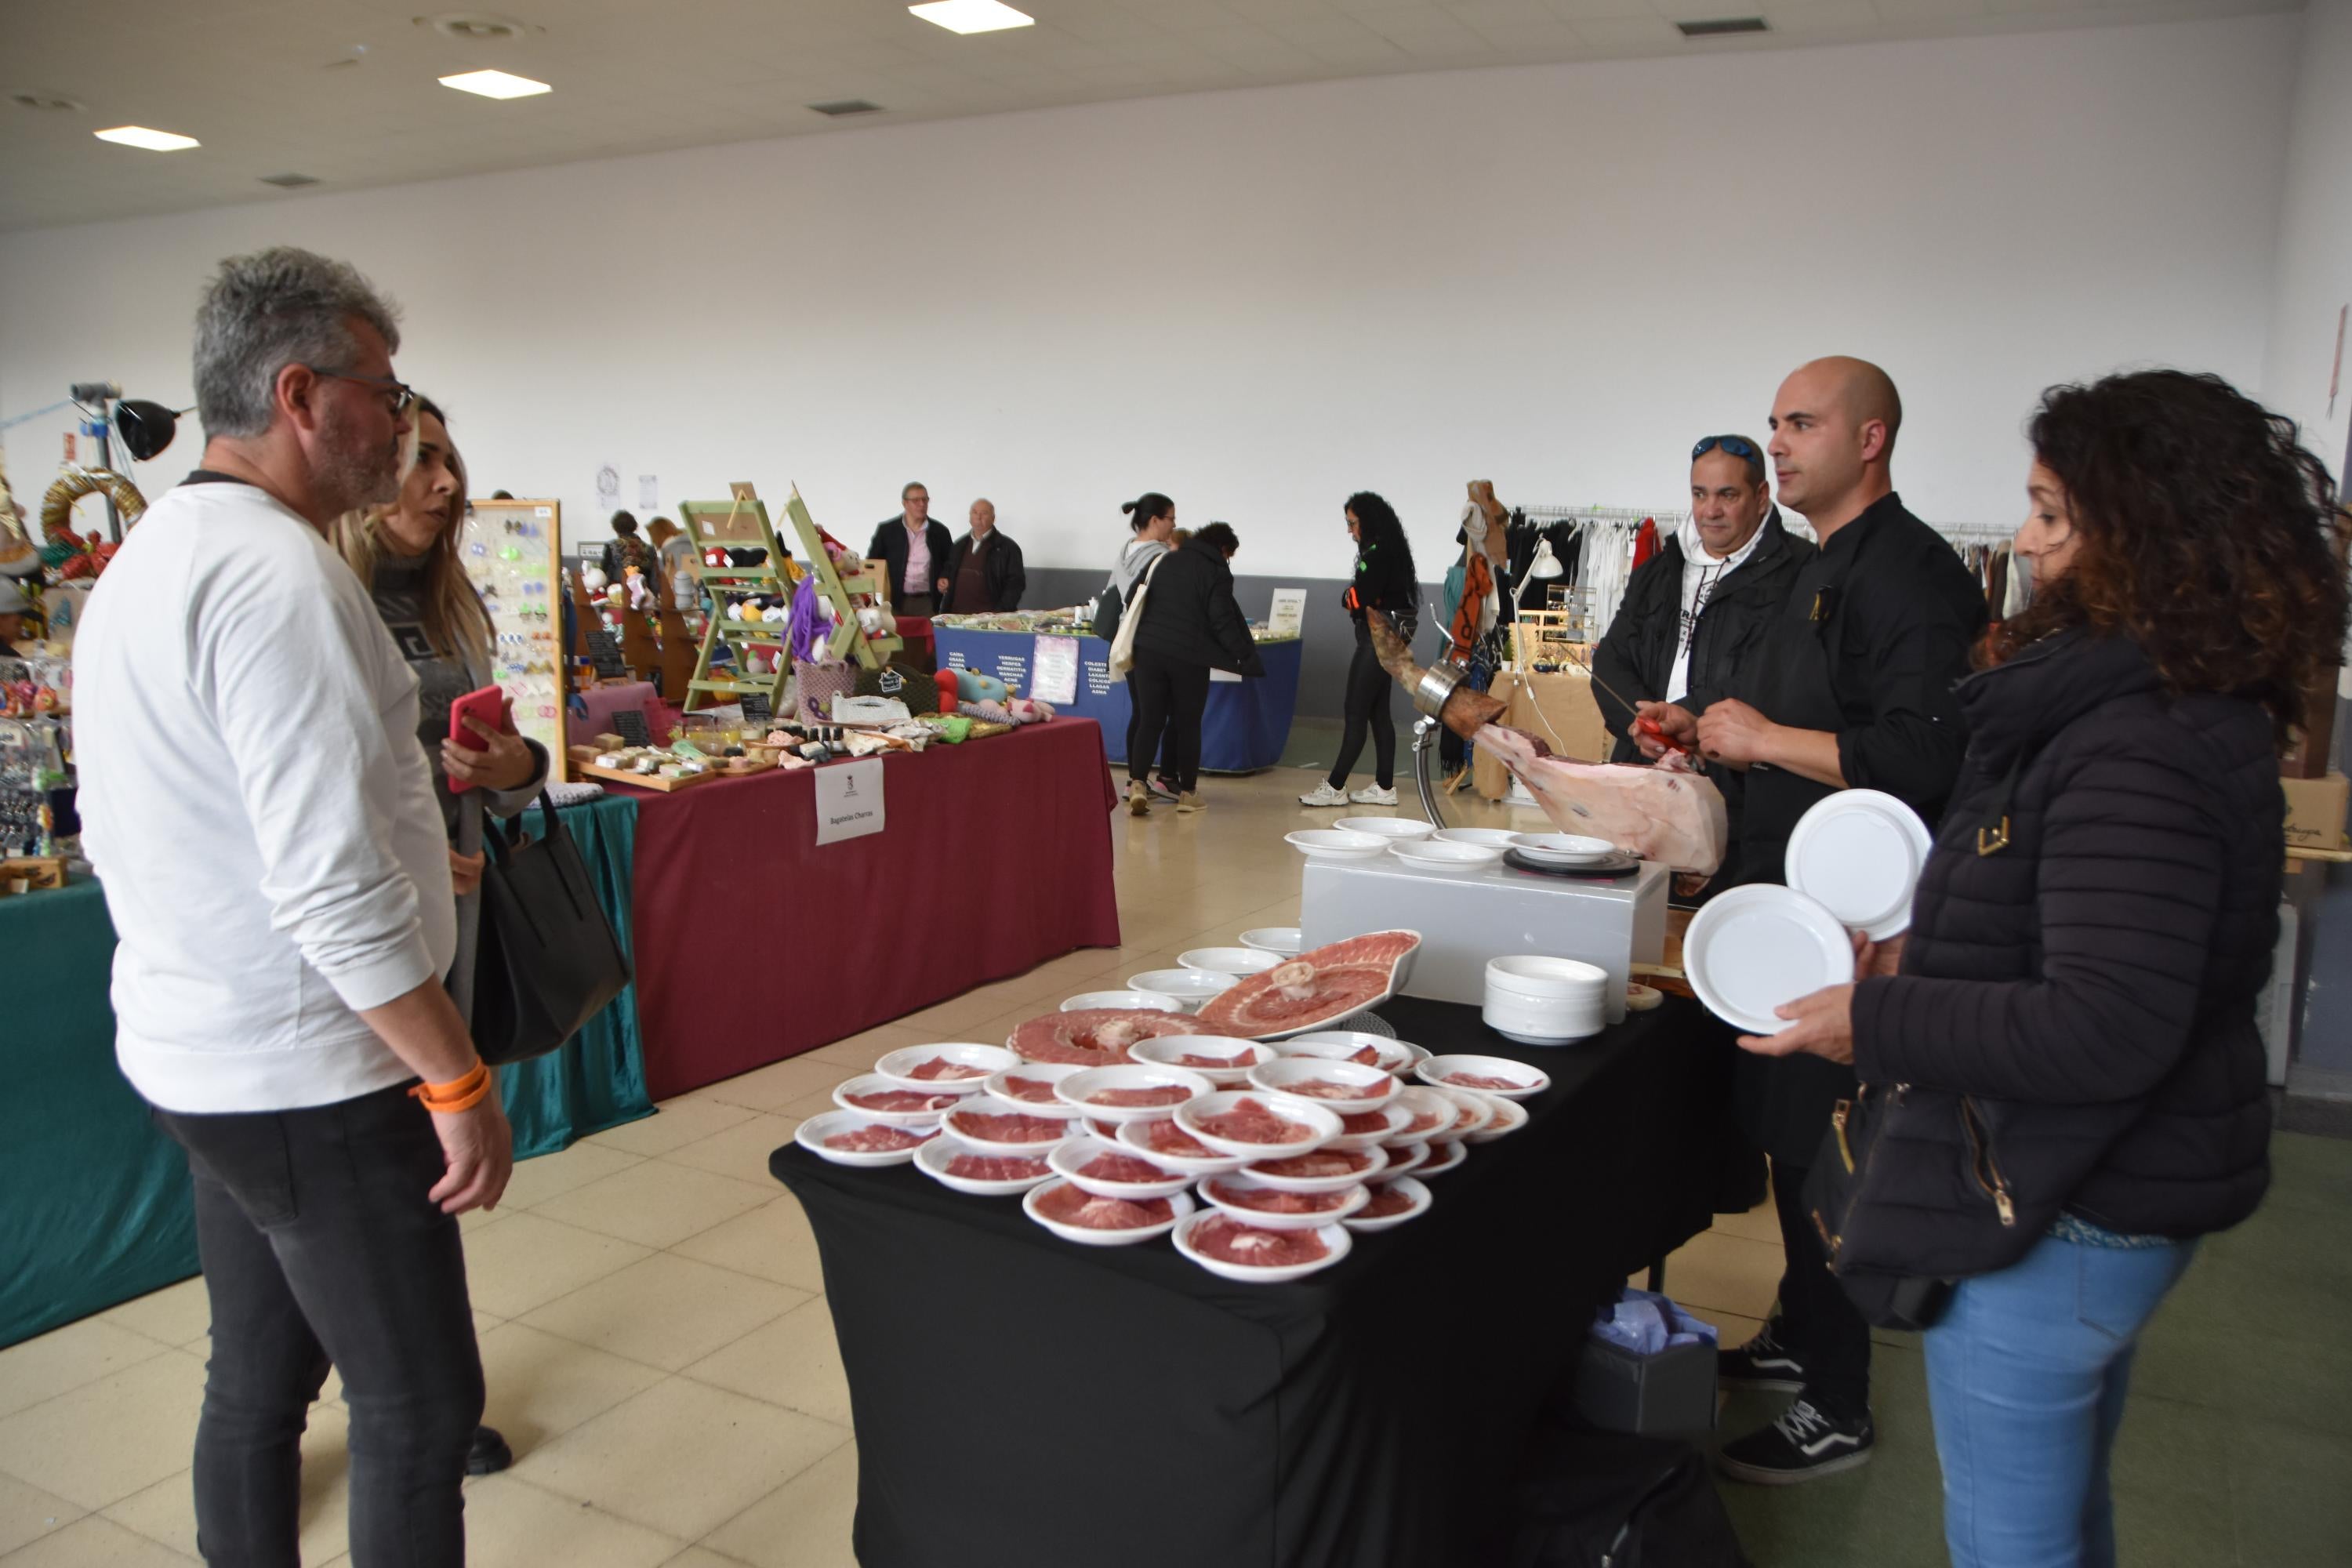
[448,685,512,793]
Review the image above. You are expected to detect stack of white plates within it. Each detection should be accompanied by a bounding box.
[1335,816,1435,841]
[1508,833,1617,867]
[1482,955,1610,1044]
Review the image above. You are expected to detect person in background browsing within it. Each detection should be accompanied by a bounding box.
[1641,358,1986,1485]
[939,498,1028,613]
[1591,434,1812,891]
[1103,492,1178,787]
[1301,492,1418,808]
[647,515,697,610]
[869,481,953,617]
[1748,369,2347,1566]
[598,508,653,586]
[74,246,508,1566]
[1123,521,1262,815]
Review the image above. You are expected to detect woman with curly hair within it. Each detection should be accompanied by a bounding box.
[1747,368,2348,1567]
[1301,491,1419,807]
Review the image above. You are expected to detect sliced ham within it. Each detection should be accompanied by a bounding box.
[1010,1008,1210,1065]
[1210,1181,1349,1214]
[1000,1075,1062,1105]
[1088,1084,1193,1108]
[1138,1119,1217,1158]
[1190,1215,1330,1267]
[823,1124,930,1152]
[948,1109,1067,1144]
[1194,931,1421,1039]
[1173,1051,1247,1069]
[1251,1149,1371,1179]
[906,1058,989,1081]
[1281,1076,1392,1102]
[1192,1096,1312,1145]
[844,1088,958,1113]
[946,1152,1048,1181]
[1398,1105,1446,1138]
[1079,1152,1174,1185]
[1358,1185,1417,1219]
[1339,1110,1392,1136]
[1033,1184,1173,1230]
[1442,1072,1529,1092]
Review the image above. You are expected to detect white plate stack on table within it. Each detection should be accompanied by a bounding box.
[1483,956,1611,1046]
[1508,832,1617,866]
[1239,926,1302,955]
[1334,815,1435,842]
[1178,946,1284,978]
[1127,967,1239,1012]
[1388,838,1504,874]
[1061,988,1183,1014]
[1430,826,1519,850]
[1285,828,1387,862]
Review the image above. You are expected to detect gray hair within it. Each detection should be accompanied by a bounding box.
[193,246,402,440]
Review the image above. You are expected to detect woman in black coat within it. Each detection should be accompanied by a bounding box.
[1123,522,1262,816]
[1747,370,2348,1568]
[1299,492,1417,808]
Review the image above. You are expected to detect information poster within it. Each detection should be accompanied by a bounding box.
[1266,588,1307,639]
[815,757,885,844]
[1031,635,1079,705]
[458,499,566,782]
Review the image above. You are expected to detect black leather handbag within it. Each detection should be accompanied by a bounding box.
[470,793,631,1065]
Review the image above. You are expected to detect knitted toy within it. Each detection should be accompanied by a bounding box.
[622,565,654,612]
[953,666,1014,704]
[580,563,608,596]
[934,668,961,713]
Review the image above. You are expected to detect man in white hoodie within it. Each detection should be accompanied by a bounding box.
[75,247,508,1566]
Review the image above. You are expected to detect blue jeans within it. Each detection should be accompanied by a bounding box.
[1923,1230,2198,1568]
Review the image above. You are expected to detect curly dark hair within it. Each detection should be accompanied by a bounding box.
[1344,491,1417,581]
[1991,369,2348,742]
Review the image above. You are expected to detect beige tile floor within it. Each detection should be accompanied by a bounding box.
[0,764,1789,1566]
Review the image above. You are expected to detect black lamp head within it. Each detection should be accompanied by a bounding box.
[114,400,181,462]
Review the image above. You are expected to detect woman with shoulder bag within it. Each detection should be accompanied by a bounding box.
[1299,492,1419,808]
[1121,522,1263,816]
[1744,369,2348,1568]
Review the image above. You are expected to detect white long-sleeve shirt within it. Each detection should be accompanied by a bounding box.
[75,477,455,1112]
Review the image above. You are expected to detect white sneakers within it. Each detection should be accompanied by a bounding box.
[1298,781,1349,807]
[1349,785,1399,806]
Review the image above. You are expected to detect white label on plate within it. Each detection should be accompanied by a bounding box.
[814,758,885,844]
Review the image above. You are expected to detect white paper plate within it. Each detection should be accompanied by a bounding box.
[1023,1179,1193,1247]
[1465,1095,1530,1143]
[829,1074,960,1127]
[795,1111,939,1168]
[983,1062,1087,1109]
[1785,789,1933,941]
[1047,1135,1195,1200]
[871,1042,1018,1092]
[1684,883,1859,1035]
[942,1095,1076,1152]
[1423,1087,1497,1141]
[1277,1032,1415,1076]
[1414,1137,1469,1177]
[1342,1175,1432,1232]
[1126,1034,1273,1087]
[1381,1140,1432,1176]
[914,1134,1058,1195]
[1431,826,1521,849]
[1285,829,1388,862]
[1178,946,1284,977]
[1243,1142,1389,1192]
[1127,968,1239,1010]
[1061,989,1182,1014]
[1385,1088,1456,1145]
[1510,832,1617,866]
[1196,1171,1370,1230]
[1334,815,1436,840]
[1388,839,1502,873]
[1485,955,1611,1000]
[1417,1054,1552,1100]
[1173,1211,1352,1283]
[1239,927,1303,955]
[1114,1116,1249,1175]
[1054,1063,1214,1123]
[1324,1100,1413,1152]
[1243,1055,1399,1115]
[1174,1090,1343,1160]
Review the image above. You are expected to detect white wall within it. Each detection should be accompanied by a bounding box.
[0,15,2302,580]
[2262,0,2352,478]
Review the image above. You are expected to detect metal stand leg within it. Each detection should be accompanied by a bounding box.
[1411,716,1448,829]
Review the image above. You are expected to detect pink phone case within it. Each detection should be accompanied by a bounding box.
[448,686,510,792]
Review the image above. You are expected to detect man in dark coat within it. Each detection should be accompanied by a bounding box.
[1642,358,1987,1485]
[866,481,954,617]
[938,499,1027,614]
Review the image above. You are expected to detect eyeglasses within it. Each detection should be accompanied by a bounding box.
[1691,435,1760,462]
[305,366,416,416]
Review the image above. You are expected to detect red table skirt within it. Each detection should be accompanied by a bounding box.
[624,718,1121,1098]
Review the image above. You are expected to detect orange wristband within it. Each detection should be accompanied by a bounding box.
[410,1062,493,1113]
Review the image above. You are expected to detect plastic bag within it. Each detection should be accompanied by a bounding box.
[1590,1289,1719,1356]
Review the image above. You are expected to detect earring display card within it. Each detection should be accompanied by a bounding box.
[459,499,567,783]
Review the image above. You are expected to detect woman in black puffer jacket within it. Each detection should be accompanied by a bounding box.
[1123,522,1263,815]
[1747,370,2347,1568]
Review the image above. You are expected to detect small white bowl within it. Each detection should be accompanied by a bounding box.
[1417,1054,1553,1101]
[1425,1087,1497,1142]
[1342,1175,1433,1232]
[1510,832,1617,865]
[1174,1090,1343,1160]
[1465,1094,1530,1143]
[1173,1210,1353,1284]
[1054,1063,1214,1123]
[1239,927,1303,955]
[1382,1140,1432,1177]
[1486,955,1612,1000]
[943,1095,1076,1152]
[1127,1035,1274,1087]
[1416,1138,1469,1177]
[1061,989,1182,1014]
[1023,1179,1193,1247]
[914,1134,1058,1196]
[1177,946,1283,977]
[1047,1135,1196,1200]
[1335,815,1436,840]
[1326,1101,1413,1152]
[1388,839,1503,874]
[829,1074,959,1127]
[1285,829,1387,862]
[796,1110,939,1167]
[1127,968,1238,1011]
[983,1062,1087,1109]
[1432,826,1520,849]
[1244,1056,1398,1116]
[1115,1116,1248,1175]
[872,1042,1018,1091]
[1279,1032,1414,1075]
[1387,1087,1457,1145]
[1197,1171,1370,1229]
[1245,1142,1389,1192]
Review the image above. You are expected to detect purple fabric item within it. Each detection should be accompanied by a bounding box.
[786,576,830,665]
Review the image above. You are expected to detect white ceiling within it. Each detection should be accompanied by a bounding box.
[0,0,2298,233]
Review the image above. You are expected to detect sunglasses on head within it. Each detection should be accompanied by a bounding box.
[1692,435,1759,462]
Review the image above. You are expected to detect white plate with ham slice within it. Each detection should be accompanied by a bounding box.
[1385,1087,1457,1146]
[983,1062,1088,1112]
[1174,1211,1353,1283]
[1127,969,1239,1011]
[1197,1171,1370,1229]
[915,1134,1058,1196]
[1238,926,1303,956]
[943,1095,1077,1152]
[1424,1087,1497,1142]
[1326,1101,1413,1152]
[797,1110,941,1168]
[829,1074,960,1127]
[1244,1142,1389,1193]
[1174,1090,1343,1160]
[1277,1032,1416,1076]
[1342,1176,1433,1232]
[1115,1116,1249,1175]
[1022,1178,1194,1246]
[1465,1094,1530,1143]
[1054,1064,1214,1123]
[1127,1035,1275,1087]
[1192,930,1424,1042]
[1415,1138,1469,1178]
[1061,989,1182,1014]
[1007,1007,1209,1067]
[872,1043,1018,1091]
[1244,1056,1397,1115]
[1047,1136,1194,1200]
[1417,1054,1552,1101]
[1381,1140,1432,1177]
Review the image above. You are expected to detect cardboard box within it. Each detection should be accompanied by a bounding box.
[1472,669,1614,800]
[1572,1334,1719,1437]
[2283,772,2349,849]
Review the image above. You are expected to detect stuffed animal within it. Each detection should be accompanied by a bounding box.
[1006,697,1056,724]
[622,565,653,612]
[934,668,961,713]
[953,666,1014,705]
[580,563,609,595]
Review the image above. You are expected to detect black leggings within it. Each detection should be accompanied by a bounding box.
[1327,620,1396,789]
[1128,649,1212,793]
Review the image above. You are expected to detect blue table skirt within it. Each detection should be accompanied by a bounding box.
[934,628,1301,774]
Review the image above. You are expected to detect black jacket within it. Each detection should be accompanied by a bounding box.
[1345,536,1419,627]
[1591,510,1812,763]
[866,517,956,613]
[938,531,1026,613]
[1130,540,1265,677]
[1852,631,2280,1240]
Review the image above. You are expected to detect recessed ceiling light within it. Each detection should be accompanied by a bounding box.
[438,69,550,100]
[94,125,200,151]
[908,0,1034,35]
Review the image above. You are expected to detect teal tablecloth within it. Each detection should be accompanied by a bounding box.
[2,793,653,1348]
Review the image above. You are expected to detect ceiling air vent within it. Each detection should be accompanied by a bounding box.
[1676,16,1769,36]
[260,172,321,187]
[808,100,884,117]
[422,13,532,42]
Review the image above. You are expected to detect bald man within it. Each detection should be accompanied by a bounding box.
[938,499,1028,614]
[1642,357,1985,1487]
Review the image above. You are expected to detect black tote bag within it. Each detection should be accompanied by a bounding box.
[470,793,632,1066]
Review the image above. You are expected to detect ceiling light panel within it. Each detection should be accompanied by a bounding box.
[93,125,200,151]
[438,69,552,99]
[909,0,1036,36]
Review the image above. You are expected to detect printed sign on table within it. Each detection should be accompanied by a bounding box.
[815,757,886,845]
[1031,635,1080,705]
[1266,588,1307,639]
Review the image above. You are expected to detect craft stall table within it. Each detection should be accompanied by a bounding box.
[770,995,1730,1568]
[1,795,655,1350]
[622,716,1123,1100]
[932,625,1302,774]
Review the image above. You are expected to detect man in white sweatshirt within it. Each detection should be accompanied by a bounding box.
[75,246,509,1566]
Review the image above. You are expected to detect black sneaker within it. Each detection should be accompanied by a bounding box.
[1715,1400,1874,1486]
[465,1425,514,1476]
[1717,1320,1806,1393]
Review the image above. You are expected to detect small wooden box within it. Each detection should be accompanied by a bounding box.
[0,856,69,894]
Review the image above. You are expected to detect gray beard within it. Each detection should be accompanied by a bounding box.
[315,408,403,514]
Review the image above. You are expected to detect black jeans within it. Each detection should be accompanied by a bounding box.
[1327,619,1397,789]
[154,1081,485,1567]
[1127,649,1212,793]
[1771,1160,1872,1418]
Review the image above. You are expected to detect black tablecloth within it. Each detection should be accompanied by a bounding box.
[770,996,1731,1568]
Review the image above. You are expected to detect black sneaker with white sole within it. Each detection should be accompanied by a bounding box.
[1715,1400,1875,1486]
[1717,1320,1806,1393]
